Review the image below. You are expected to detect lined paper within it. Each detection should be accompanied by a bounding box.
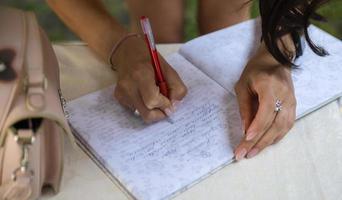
[68,54,243,200]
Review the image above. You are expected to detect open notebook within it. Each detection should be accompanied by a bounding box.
[67,19,342,200]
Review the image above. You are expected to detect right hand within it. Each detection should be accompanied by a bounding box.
[111,35,187,123]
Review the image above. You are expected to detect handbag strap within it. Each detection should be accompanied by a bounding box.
[0,10,48,138]
[24,12,47,112]
[0,8,75,147]
[0,8,47,131]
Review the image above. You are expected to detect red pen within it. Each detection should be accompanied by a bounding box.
[140,16,169,98]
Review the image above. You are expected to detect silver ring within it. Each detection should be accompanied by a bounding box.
[134,109,140,116]
[275,99,282,112]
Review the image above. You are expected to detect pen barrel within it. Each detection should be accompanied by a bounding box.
[140,16,169,99]
[158,81,169,98]
[151,51,165,81]
[143,35,164,81]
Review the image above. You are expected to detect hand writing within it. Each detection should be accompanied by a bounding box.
[112,36,187,123]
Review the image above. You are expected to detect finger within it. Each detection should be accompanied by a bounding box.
[132,92,167,123]
[159,57,187,102]
[116,78,166,123]
[273,102,296,144]
[235,83,255,133]
[114,79,136,110]
[235,95,278,161]
[246,109,290,159]
[139,87,174,116]
[235,99,296,160]
[244,93,278,141]
[234,109,277,161]
[115,91,134,110]
[136,69,174,115]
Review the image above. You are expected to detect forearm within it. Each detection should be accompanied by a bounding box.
[46,0,128,61]
[198,0,251,34]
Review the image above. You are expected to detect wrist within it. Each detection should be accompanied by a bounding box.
[108,33,142,70]
[255,36,295,66]
[110,34,150,71]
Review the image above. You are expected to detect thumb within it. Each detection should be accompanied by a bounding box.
[235,85,254,134]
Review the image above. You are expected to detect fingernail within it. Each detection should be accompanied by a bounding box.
[164,108,173,116]
[247,148,259,159]
[246,131,256,141]
[172,100,181,109]
[235,148,247,161]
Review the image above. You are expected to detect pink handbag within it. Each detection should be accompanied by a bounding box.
[0,7,74,200]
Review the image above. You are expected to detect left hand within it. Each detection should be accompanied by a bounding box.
[233,45,297,160]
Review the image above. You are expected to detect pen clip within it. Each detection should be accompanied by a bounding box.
[140,16,156,50]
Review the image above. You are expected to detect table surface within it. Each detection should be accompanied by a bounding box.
[43,43,342,200]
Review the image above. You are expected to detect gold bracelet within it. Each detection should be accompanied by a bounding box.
[107,33,141,70]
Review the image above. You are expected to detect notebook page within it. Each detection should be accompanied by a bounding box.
[179,18,261,94]
[179,19,342,118]
[67,53,243,200]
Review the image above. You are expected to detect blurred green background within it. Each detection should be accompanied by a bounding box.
[3,0,342,42]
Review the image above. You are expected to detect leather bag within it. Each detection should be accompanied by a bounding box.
[0,7,74,200]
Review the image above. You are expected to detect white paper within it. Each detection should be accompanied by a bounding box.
[179,18,261,94]
[68,54,243,200]
[180,18,342,118]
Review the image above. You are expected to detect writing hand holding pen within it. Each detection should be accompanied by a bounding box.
[111,18,187,123]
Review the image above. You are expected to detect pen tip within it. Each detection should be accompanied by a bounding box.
[166,117,175,124]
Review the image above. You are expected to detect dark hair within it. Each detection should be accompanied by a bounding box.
[259,0,329,66]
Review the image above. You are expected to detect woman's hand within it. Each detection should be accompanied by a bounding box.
[112,36,187,123]
[48,0,187,123]
[234,43,297,160]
